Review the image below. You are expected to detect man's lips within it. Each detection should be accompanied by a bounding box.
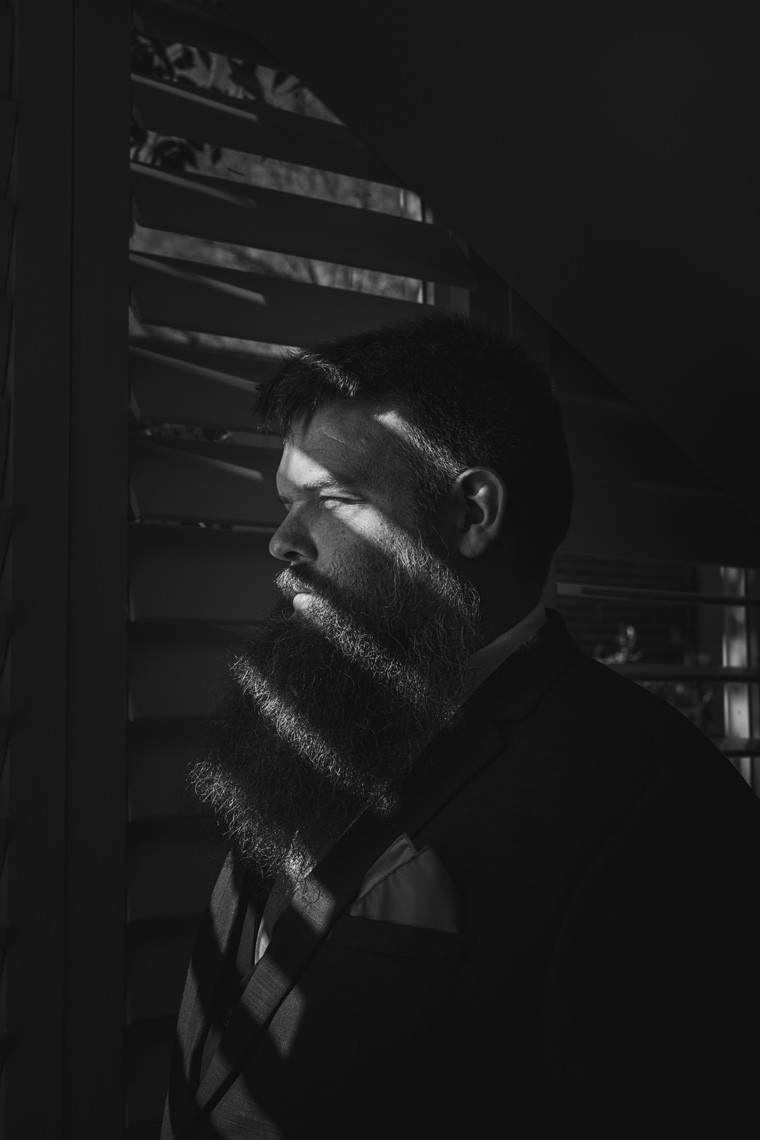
[276,568,344,612]
[276,568,315,598]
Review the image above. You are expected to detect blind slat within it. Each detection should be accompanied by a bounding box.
[128,622,251,719]
[128,716,207,821]
[130,339,278,383]
[133,0,280,68]
[556,581,760,608]
[131,163,477,287]
[715,738,760,756]
[608,663,760,682]
[130,344,264,431]
[130,251,424,345]
[129,435,281,525]
[131,75,404,187]
[129,523,277,624]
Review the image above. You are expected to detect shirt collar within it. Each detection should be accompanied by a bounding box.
[467,603,547,696]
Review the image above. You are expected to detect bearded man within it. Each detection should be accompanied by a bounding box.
[163,312,760,1140]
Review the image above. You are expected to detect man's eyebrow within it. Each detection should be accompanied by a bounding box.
[303,477,361,492]
[280,472,368,497]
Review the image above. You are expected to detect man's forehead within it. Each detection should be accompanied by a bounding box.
[281,400,410,486]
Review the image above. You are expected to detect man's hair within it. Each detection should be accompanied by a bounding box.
[255,309,573,588]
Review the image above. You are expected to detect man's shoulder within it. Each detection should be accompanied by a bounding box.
[549,640,724,767]
[497,610,717,743]
[427,617,758,940]
[472,610,749,822]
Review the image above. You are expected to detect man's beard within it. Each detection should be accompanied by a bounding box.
[189,530,481,893]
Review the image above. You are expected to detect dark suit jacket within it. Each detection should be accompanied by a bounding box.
[163,612,760,1138]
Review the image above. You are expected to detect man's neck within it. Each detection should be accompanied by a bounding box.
[477,589,544,647]
[468,602,547,695]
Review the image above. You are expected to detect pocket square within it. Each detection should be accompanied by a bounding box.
[350,834,459,933]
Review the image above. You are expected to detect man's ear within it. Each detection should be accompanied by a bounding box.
[443,467,507,558]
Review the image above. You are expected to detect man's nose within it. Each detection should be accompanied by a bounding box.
[269,512,316,564]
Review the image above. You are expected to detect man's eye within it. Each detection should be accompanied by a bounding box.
[319,496,354,509]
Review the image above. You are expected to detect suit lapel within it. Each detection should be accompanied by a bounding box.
[188,611,580,1126]
[190,715,507,1124]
